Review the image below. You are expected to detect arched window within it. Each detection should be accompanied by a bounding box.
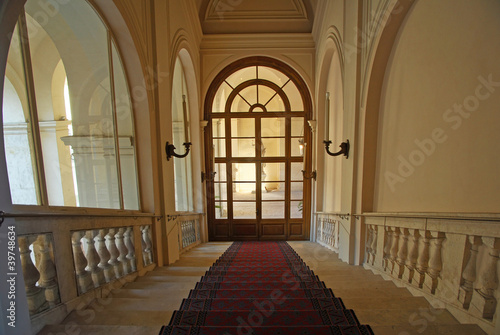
[2,0,139,210]
[171,56,193,212]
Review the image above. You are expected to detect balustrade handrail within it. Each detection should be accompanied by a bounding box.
[353,212,500,222]
[0,211,161,219]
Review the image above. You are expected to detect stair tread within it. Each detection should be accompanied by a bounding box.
[38,325,159,335]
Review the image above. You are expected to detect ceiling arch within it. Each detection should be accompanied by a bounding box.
[198,0,315,34]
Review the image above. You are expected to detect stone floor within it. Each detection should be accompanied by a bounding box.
[38,241,487,335]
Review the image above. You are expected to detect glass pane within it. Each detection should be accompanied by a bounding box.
[291,182,303,200]
[215,201,228,219]
[226,67,256,88]
[212,118,225,137]
[233,183,256,200]
[265,94,285,112]
[231,118,254,137]
[262,183,285,200]
[262,163,285,182]
[233,163,256,182]
[239,86,257,106]
[261,118,285,137]
[291,138,304,156]
[258,66,289,87]
[231,94,250,112]
[233,202,256,219]
[291,163,303,181]
[283,81,304,111]
[231,139,255,157]
[291,117,304,137]
[262,202,285,219]
[214,163,227,182]
[259,85,277,106]
[214,182,227,201]
[213,139,226,157]
[25,0,122,209]
[291,201,303,219]
[213,82,231,113]
[262,138,285,157]
[2,24,40,205]
[113,41,139,210]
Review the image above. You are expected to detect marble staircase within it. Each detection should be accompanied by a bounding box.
[38,242,487,335]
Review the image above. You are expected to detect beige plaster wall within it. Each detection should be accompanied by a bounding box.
[374,0,500,213]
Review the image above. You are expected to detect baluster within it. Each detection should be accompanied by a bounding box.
[389,228,400,274]
[115,228,131,274]
[124,227,137,272]
[370,225,378,265]
[396,229,409,279]
[84,231,105,287]
[141,226,152,266]
[424,231,445,294]
[383,227,393,271]
[71,231,93,294]
[96,229,115,282]
[458,236,481,309]
[365,225,373,264]
[416,231,431,288]
[106,228,122,278]
[404,229,420,284]
[19,236,48,314]
[36,234,60,307]
[334,220,340,250]
[470,237,500,319]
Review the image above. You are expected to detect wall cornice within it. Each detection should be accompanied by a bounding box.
[200,33,315,50]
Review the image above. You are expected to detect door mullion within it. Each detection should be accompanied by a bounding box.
[256,116,262,239]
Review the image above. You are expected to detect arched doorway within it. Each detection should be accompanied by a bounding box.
[204,57,312,241]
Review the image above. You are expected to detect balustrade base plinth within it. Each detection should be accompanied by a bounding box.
[458,286,473,309]
[470,289,497,320]
[28,288,49,315]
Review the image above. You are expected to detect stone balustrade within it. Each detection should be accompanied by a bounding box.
[18,233,60,316]
[179,217,201,251]
[315,213,344,252]
[361,214,500,334]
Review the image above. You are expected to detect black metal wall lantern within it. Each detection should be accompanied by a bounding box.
[324,139,350,159]
[201,171,217,182]
[165,142,191,161]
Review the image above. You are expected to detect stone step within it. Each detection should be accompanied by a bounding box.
[355,307,460,326]
[38,325,159,335]
[62,310,171,327]
[371,324,486,335]
[341,295,431,310]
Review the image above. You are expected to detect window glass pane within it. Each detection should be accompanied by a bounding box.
[214,163,227,182]
[112,41,139,210]
[291,201,303,219]
[233,183,256,200]
[232,163,255,182]
[231,118,254,137]
[214,182,227,201]
[262,182,285,200]
[233,202,256,219]
[262,163,285,182]
[238,86,257,106]
[213,82,231,113]
[261,118,285,137]
[291,163,303,181]
[231,139,255,157]
[215,201,228,219]
[2,24,40,205]
[265,94,285,112]
[226,67,256,88]
[213,139,226,157]
[291,182,303,200]
[231,94,250,112]
[212,118,225,137]
[262,138,285,157]
[25,0,123,209]
[258,84,276,106]
[291,137,304,156]
[262,201,285,219]
[282,81,304,111]
[258,66,289,86]
[291,117,304,137]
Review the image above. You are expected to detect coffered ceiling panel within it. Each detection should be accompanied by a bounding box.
[199,0,314,34]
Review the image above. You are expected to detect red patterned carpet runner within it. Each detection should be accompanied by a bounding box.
[159,241,374,335]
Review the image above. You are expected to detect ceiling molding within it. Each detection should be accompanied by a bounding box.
[201,33,315,50]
